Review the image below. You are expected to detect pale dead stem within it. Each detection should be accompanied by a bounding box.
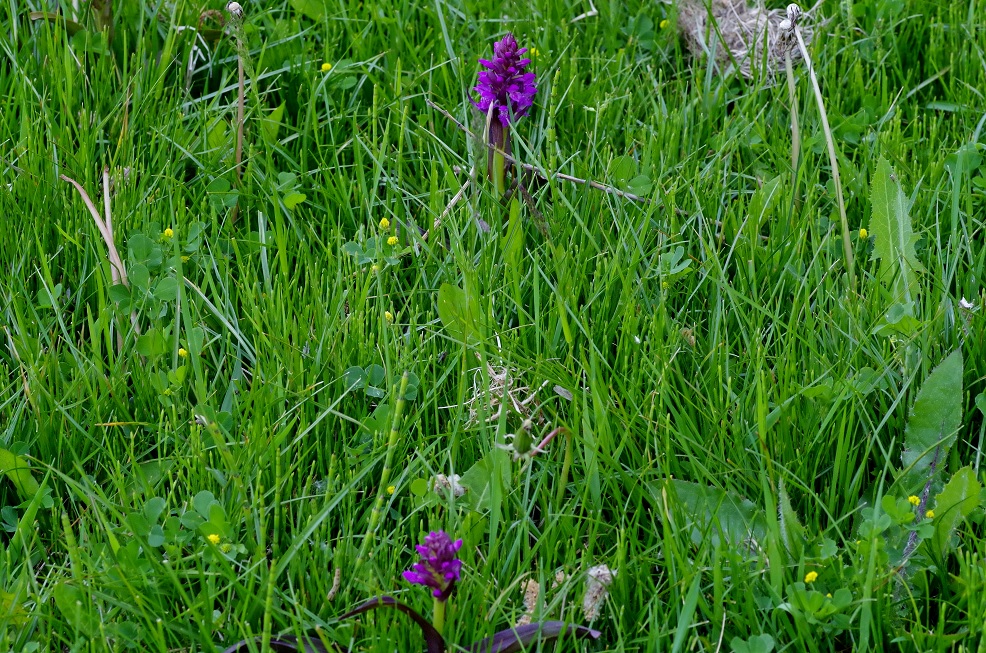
[61,169,140,352]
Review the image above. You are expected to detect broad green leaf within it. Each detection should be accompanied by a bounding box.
[0,589,28,627]
[974,392,986,416]
[136,328,168,357]
[730,634,775,653]
[656,479,767,552]
[53,583,99,636]
[899,350,963,493]
[459,449,511,513]
[944,143,982,177]
[366,364,385,387]
[869,157,924,304]
[628,174,653,195]
[289,0,328,20]
[154,277,178,301]
[129,234,155,264]
[108,283,130,304]
[207,120,229,150]
[144,497,167,524]
[193,490,218,519]
[607,155,635,184]
[0,448,40,500]
[342,366,366,391]
[749,175,783,230]
[282,192,306,210]
[930,466,981,558]
[436,283,482,344]
[778,479,805,558]
[261,102,287,143]
[409,478,430,497]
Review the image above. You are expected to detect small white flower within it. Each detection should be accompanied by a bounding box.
[226,2,243,18]
[959,297,975,310]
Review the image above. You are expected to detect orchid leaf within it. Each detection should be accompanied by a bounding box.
[336,596,445,653]
[466,621,602,653]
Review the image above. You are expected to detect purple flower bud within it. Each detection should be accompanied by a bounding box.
[472,33,537,126]
[402,531,463,602]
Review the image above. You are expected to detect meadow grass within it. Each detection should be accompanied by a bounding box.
[1,0,985,651]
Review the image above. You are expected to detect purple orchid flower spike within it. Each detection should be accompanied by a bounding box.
[472,32,537,127]
[472,33,537,193]
[403,530,463,602]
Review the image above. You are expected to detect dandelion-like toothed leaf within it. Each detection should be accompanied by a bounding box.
[466,622,602,653]
[337,596,446,653]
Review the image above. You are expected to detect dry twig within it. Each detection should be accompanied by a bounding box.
[425,99,651,205]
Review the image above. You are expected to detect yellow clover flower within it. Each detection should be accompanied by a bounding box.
[163,228,174,238]
[178,347,188,358]
[859,228,868,239]
[379,217,391,230]
[386,485,396,495]
[207,534,221,545]
[804,571,818,584]
[384,311,394,323]
[321,62,332,72]
[908,495,920,506]
[660,19,670,29]
[387,236,399,246]
[925,510,934,519]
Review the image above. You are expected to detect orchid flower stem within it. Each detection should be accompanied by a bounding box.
[356,372,410,568]
[432,597,446,636]
[493,150,506,196]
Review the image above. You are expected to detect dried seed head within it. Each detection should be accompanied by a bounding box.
[787,3,803,24]
[581,565,616,621]
[433,474,467,497]
[516,578,537,625]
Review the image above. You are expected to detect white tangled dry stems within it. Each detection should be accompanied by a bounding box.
[465,364,548,426]
[677,0,823,81]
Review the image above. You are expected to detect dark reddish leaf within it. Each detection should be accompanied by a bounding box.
[466,621,602,653]
[221,634,335,653]
[337,595,446,653]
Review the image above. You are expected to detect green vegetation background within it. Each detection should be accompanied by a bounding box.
[0,0,985,650]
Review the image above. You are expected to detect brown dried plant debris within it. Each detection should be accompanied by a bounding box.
[676,0,823,80]
[465,364,549,427]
